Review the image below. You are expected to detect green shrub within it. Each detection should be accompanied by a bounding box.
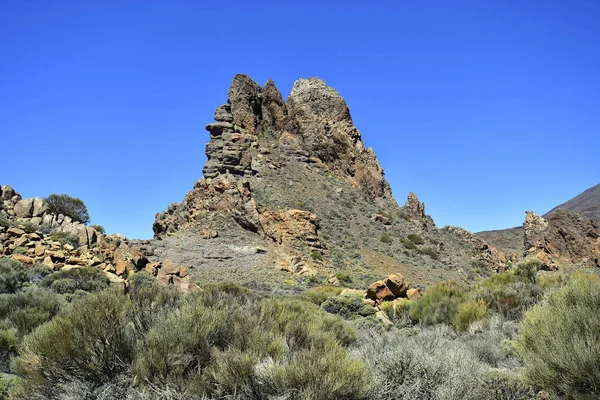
[12,247,27,256]
[310,250,323,261]
[27,263,51,283]
[454,298,487,331]
[268,343,369,400]
[0,259,27,294]
[0,287,64,336]
[89,224,105,234]
[358,327,487,400]
[48,231,80,248]
[335,272,352,283]
[0,216,10,229]
[14,289,135,396]
[407,233,424,245]
[379,233,392,244]
[41,266,109,294]
[479,369,538,400]
[44,194,90,224]
[20,221,38,234]
[512,259,544,283]
[301,286,342,306]
[400,237,417,250]
[470,272,539,319]
[409,281,465,326]
[321,293,375,319]
[416,247,439,260]
[514,273,600,397]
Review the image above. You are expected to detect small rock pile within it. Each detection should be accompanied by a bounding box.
[365,273,423,304]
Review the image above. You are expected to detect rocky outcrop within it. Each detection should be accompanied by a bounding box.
[153,176,323,272]
[523,209,600,269]
[402,192,435,230]
[443,225,508,272]
[201,74,393,203]
[0,187,102,247]
[366,273,420,304]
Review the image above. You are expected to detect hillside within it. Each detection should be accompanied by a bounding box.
[150,75,508,290]
[544,183,600,223]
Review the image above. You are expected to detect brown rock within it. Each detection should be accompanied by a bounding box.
[27,233,41,241]
[42,256,54,269]
[11,253,34,264]
[13,198,34,218]
[366,280,395,303]
[385,273,408,297]
[34,243,46,257]
[7,227,25,237]
[406,288,423,300]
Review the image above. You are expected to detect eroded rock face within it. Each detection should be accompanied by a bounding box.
[153,176,323,271]
[201,74,393,203]
[402,192,435,230]
[523,209,600,269]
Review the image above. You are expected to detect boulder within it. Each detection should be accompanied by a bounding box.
[366,280,395,303]
[13,198,34,218]
[0,185,16,201]
[406,288,423,300]
[11,253,34,264]
[32,197,49,217]
[384,273,408,297]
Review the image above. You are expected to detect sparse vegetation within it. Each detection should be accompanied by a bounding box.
[48,230,80,248]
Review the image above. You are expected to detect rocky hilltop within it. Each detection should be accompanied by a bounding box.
[152,74,508,289]
[0,185,194,291]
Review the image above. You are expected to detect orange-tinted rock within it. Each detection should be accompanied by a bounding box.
[406,288,423,300]
[366,280,395,303]
[11,253,34,264]
[385,273,408,297]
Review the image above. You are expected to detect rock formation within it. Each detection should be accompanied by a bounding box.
[523,209,600,269]
[0,185,193,292]
[152,74,510,289]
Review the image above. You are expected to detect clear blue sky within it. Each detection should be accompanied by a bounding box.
[1,0,598,239]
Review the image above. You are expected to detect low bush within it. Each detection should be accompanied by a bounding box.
[512,259,544,283]
[514,273,600,397]
[454,298,487,331]
[409,281,465,326]
[20,221,38,234]
[0,287,64,337]
[41,266,109,294]
[380,233,392,244]
[357,326,487,400]
[11,247,27,256]
[27,263,52,283]
[48,231,80,248]
[301,285,342,306]
[406,233,424,245]
[321,292,375,319]
[470,273,539,319]
[14,289,135,397]
[0,216,10,229]
[0,260,27,294]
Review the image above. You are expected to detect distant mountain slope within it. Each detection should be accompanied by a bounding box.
[477,183,600,259]
[544,184,600,223]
